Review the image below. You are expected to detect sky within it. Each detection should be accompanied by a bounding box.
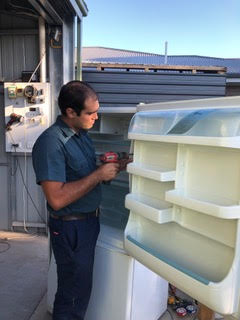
[82,0,240,59]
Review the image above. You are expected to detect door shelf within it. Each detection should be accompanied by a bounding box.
[125,103,240,315]
[127,163,176,182]
[125,193,173,224]
[166,189,240,219]
[128,133,240,149]
[126,235,210,285]
[125,222,234,285]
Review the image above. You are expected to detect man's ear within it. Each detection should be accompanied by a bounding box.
[65,107,77,118]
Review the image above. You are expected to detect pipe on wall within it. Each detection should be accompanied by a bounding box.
[76,17,82,80]
[39,16,47,82]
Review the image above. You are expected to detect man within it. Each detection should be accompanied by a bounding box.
[32,81,120,320]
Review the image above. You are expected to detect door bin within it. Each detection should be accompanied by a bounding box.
[124,96,240,317]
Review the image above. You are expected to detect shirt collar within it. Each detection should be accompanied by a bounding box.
[56,115,76,138]
[56,115,87,138]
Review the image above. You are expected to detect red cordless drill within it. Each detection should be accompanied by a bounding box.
[99,151,131,164]
[99,151,133,184]
[6,113,22,131]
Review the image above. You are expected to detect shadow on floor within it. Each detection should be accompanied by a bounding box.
[0,231,49,320]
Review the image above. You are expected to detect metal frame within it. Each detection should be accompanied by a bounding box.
[28,0,55,24]
[69,0,87,19]
[28,0,88,23]
[36,0,62,24]
[76,16,82,80]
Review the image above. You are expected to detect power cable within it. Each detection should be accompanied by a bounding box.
[16,154,46,224]
[8,0,38,17]
[166,308,175,320]
[7,130,46,224]
[0,238,11,253]
[10,156,18,176]
[28,50,46,83]
[23,100,29,233]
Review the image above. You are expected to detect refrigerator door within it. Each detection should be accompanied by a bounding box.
[124,96,240,315]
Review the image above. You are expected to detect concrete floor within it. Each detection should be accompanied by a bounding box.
[0,230,177,320]
[0,230,225,320]
[0,231,50,320]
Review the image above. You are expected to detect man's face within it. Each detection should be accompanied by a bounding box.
[72,97,99,131]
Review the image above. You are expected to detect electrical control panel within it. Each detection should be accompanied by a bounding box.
[4,82,51,153]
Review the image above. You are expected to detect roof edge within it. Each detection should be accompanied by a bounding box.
[75,0,88,16]
[82,46,239,60]
[82,62,226,74]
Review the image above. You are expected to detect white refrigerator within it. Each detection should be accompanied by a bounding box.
[48,96,240,318]
[47,110,169,320]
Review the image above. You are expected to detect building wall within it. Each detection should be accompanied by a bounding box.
[83,70,226,109]
[0,13,44,230]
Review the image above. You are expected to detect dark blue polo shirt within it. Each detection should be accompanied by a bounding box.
[32,116,101,216]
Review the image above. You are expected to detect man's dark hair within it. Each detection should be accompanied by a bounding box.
[58,81,98,116]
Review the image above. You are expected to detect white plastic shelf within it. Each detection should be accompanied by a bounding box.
[166,189,240,219]
[127,163,176,182]
[125,222,234,285]
[124,228,237,314]
[125,193,173,224]
[128,133,240,149]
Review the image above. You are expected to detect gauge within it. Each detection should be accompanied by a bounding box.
[24,85,37,98]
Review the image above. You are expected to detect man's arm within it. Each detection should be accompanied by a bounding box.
[41,163,119,211]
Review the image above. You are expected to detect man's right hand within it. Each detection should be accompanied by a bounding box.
[97,163,120,182]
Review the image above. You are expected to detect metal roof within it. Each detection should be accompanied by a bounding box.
[82,47,240,74]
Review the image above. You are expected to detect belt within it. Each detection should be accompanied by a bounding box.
[50,208,99,221]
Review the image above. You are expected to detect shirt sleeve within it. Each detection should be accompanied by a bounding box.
[32,134,66,185]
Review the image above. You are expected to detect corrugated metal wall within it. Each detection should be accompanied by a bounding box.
[0,13,39,81]
[83,70,226,108]
[0,13,45,230]
[0,34,39,81]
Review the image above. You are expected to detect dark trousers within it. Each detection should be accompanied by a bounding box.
[49,216,100,320]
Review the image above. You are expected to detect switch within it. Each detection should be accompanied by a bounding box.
[17,88,23,97]
[8,86,17,99]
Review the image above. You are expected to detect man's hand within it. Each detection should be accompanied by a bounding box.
[97,163,120,181]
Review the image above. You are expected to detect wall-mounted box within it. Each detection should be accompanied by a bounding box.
[4,82,51,153]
